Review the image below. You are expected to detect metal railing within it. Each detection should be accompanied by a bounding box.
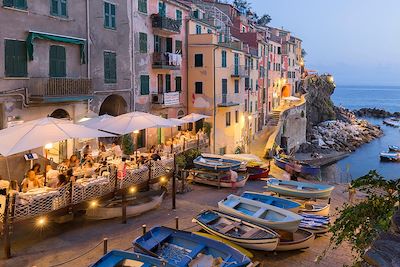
[28,77,92,97]
[151,14,181,33]
[152,52,181,69]
[231,65,249,77]
[217,93,242,107]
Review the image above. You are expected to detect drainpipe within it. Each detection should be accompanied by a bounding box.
[131,0,136,112]
[0,88,29,108]
[86,0,91,114]
[212,46,218,154]
[185,17,189,116]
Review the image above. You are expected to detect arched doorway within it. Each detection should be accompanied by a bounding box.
[99,94,128,116]
[281,85,291,98]
[49,109,71,162]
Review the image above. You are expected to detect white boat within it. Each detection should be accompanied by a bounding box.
[193,210,279,251]
[383,117,400,127]
[265,178,334,199]
[299,201,330,216]
[191,171,249,188]
[86,190,165,220]
[218,195,303,232]
[275,229,315,251]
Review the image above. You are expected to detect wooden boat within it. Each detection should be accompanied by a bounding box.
[193,232,254,258]
[240,191,302,213]
[218,195,303,232]
[193,155,242,171]
[191,170,249,188]
[91,250,177,267]
[133,226,251,267]
[86,189,165,220]
[298,199,331,216]
[389,145,400,152]
[265,178,334,199]
[274,156,320,176]
[299,213,330,234]
[247,166,269,180]
[275,229,315,251]
[383,117,400,127]
[193,210,279,251]
[380,151,400,161]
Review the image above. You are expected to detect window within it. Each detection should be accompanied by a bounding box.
[235,110,239,123]
[3,0,27,9]
[193,9,199,19]
[4,40,27,77]
[196,25,201,34]
[250,79,253,90]
[51,0,67,17]
[154,35,161,53]
[104,51,116,83]
[140,75,150,95]
[222,79,227,101]
[165,74,171,92]
[194,54,203,67]
[49,45,66,77]
[207,29,212,34]
[158,1,166,17]
[234,80,239,93]
[104,2,116,29]
[244,99,247,111]
[175,76,182,92]
[166,37,172,53]
[157,74,163,93]
[195,82,202,94]
[245,78,249,89]
[176,10,182,24]
[221,50,227,68]
[175,40,182,54]
[139,32,147,53]
[226,112,231,127]
[138,0,147,13]
[250,101,253,112]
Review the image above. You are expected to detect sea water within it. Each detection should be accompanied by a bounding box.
[322,85,400,181]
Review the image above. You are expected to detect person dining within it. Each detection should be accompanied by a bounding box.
[83,162,96,178]
[69,155,78,168]
[57,159,70,174]
[81,154,94,166]
[46,165,59,188]
[57,174,68,188]
[149,145,156,153]
[66,169,76,183]
[99,142,106,153]
[82,144,91,155]
[21,170,42,193]
[31,163,42,175]
[150,151,161,161]
[111,142,123,158]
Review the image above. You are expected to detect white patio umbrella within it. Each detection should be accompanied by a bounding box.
[78,114,114,129]
[180,113,210,123]
[168,118,185,126]
[282,96,301,101]
[0,117,115,157]
[93,111,176,135]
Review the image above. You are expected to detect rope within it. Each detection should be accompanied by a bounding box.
[48,239,104,267]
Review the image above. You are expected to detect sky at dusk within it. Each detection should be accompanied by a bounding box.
[245,0,400,86]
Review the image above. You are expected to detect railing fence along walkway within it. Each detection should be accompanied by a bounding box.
[1,138,209,259]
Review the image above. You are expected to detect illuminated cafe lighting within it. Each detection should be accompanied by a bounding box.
[133,130,140,134]
[160,176,167,183]
[129,186,136,193]
[248,115,252,120]
[90,200,98,208]
[36,217,47,227]
[44,143,53,149]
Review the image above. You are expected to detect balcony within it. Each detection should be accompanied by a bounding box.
[152,52,182,70]
[217,93,241,107]
[231,65,249,78]
[151,92,181,108]
[151,14,181,34]
[28,77,93,103]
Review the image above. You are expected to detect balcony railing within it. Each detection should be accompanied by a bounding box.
[231,65,249,78]
[151,14,181,34]
[217,93,241,107]
[28,77,93,102]
[152,52,181,70]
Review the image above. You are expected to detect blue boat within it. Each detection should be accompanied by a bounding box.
[265,178,334,199]
[133,226,251,267]
[194,155,242,171]
[389,145,400,152]
[273,156,320,176]
[241,191,302,212]
[91,250,177,267]
[380,151,400,161]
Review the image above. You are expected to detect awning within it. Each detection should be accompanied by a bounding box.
[26,31,86,64]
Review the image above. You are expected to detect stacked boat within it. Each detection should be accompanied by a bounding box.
[383,117,400,127]
[273,155,320,177]
[380,145,400,162]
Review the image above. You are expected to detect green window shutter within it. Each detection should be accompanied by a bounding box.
[140,75,149,95]
[104,2,110,28]
[104,52,116,83]
[194,54,203,67]
[104,52,110,81]
[5,40,27,77]
[138,0,147,13]
[176,10,182,25]
[60,0,67,17]
[110,53,116,81]
[3,0,13,7]
[165,74,171,92]
[175,76,182,92]
[139,32,147,53]
[234,80,239,93]
[175,40,182,54]
[49,45,66,77]
[110,3,116,28]
[166,38,172,53]
[154,35,161,53]
[221,51,226,67]
[13,0,27,9]
[51,0,58,15]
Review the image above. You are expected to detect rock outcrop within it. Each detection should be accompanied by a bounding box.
[354,108,400,118]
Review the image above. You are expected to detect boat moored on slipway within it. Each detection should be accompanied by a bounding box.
[265,178,335,199]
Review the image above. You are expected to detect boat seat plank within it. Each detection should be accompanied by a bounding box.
[241,228,260,238]
[181,244,206,266]
[219,224,236,234]
[143,231,171,250]
[253,208,267,218]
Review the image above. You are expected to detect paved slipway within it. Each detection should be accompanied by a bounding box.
[1,165,357,267]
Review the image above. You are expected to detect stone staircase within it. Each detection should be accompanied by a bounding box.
[266,110,281,126]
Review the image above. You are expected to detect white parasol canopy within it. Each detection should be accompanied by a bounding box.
[0,117,115,156]
[93,111,176,135]
[180,113,210,123]
[282,96,301,101]
[168,118,185,126]
[78,114,114,129]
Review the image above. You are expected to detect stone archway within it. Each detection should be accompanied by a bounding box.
[281,85,291,98]
[99,94,127,116]
[50,108,70,119]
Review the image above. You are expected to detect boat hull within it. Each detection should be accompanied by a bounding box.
[91,250,176,267]
[265,178,334,199]
[380,152,400,162]
[299,204,330,216]
[241,191,301,213]
[86,190,165,220]
[275,229,315,251]
[194,155,242,171]
[274,156,320,176]
[388,145,400,152]
[193,173,248,188]
[247,166,269,180]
